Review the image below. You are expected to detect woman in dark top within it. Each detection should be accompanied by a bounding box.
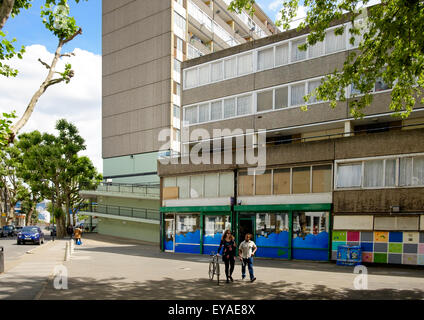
[218,229,237,283]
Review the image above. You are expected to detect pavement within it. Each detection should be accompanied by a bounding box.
[33,233,424,300]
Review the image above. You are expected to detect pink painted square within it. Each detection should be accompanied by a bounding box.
[418,244,424,255]
[347,231,360,242]
[362,252,373,262]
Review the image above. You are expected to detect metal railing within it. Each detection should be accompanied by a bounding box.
[91,182,160,197]
[80,204,160,221]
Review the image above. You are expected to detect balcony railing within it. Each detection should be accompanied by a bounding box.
[80,204,160,221]
[90,182,160,197]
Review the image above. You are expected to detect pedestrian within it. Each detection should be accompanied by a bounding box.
[238,233,257,282]
[218,230,237,283]
[67,224,74,239]
[74,225,83,245]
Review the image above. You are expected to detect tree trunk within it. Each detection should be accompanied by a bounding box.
[0,0,15,30]
[25,207,34,226]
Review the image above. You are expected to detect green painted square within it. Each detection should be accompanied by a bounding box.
[332,231,347,242]
[389,243,403,253]
[374,253,388,263]
[332,241,346,251]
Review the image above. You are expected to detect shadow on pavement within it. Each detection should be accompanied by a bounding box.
[40,276,424,300]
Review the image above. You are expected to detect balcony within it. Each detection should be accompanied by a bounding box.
[80,204,160,224]
[80,182,160,200]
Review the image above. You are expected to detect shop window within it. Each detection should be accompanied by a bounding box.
[293,212,329,239]
[219,172,234,197]
[204,173,219,198]
[363,160,384,187]
[176,214,200,237]
[337,163,362,188]
[312,165,332,193]
[257,90,273,112]
[275,86,288,109]
[273,168,290,194]
[292,166,311,194]
[238,171,254,196]
[255,170,272,195]
[190,175,204,198]
[204,216,231,237]
[177,176,189,198]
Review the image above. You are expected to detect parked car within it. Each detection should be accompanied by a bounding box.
[1,225,16,237]
[17,226,45,245]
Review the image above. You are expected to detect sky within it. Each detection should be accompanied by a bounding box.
[0,0,298,174]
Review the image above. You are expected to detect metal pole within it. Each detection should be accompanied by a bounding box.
[0,246,4,274]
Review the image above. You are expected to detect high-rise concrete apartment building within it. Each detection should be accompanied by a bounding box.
[102,0,278,184]
[78,0,277,242]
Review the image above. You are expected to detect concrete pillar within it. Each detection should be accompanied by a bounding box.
[344,120,354,137]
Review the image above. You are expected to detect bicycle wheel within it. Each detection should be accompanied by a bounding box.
[209,261,215,280]
[215,262,220,285]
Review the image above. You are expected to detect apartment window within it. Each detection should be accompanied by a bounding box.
[385,159,396,187]
[325,28,346,54]
[238,171,254,196]
[174,0,183,6]
[224,98,236,118]
[255,170,272,195]
[309,40,324,58]
[312,165,332,193]
[257,47,274,71]
[198,103,210,123]
[224,57,237,79]
[400,156,424,186]
[257,90,273,112]
[275,87,289,109]
[174,129,181,142]
[363,160,384,187]
[292,167,311,194]
[211,101,222,120]
[237,53,253,75]
[337,163,362,188]
[173,105,180,120]
[185,106,198,124]
[375,77,391,92]
[291,39,306,62]
[199,64,210,85]
[307,79,322,103]
[174,11,186,31]
[175,83,181,96]
[273,168,290,194]
[174,58,181,73]
[176,37,183,53]
[237,95,252,116]
[275,43,289,66]
[291,83,306,106]
[211,61,223,82]
[186,68,198,88]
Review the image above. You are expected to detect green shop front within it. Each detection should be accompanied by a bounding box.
[160,203,332,261]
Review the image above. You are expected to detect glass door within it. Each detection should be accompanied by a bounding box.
[164,219,175,252]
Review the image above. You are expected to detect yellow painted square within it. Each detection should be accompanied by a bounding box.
[403,232,419,243]
[374,232,389,242]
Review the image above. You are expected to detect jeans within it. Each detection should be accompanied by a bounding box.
[241,257,254,280]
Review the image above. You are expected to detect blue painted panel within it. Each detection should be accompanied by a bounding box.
[292,249,328,261]
[175,230,201,244]
[203,232,223,245]
[164,240,173,251]
[175,244,200,254]
[256,231,289,247]
[203,245,219,255]
[293,232,329,249]
[256,247,289,259]
[360,242,374,252]
[389,232,403,243]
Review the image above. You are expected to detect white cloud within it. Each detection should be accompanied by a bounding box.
[274,5,307,30]
[0,44,102,173]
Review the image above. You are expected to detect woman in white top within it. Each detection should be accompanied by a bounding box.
[238,233,257,282]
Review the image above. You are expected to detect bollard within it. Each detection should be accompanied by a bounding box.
[64,242,70,261]
[0,246,4,274]
[70,240,75,254]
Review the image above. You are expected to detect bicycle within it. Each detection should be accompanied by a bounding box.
[208,252,220,285]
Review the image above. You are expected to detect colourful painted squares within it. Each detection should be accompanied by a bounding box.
[403,232,419,243]
[347,231,360,242]
[362,252,373,262]
[374,232,389,242]
[332,231,347,242]
[389,243,403,253]
[374,253,388,263]
[389,232,403,243]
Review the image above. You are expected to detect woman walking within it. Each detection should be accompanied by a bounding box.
[218,230,237,283]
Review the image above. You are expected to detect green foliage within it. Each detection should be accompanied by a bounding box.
[0,111,16,146]
[229,0,424,118]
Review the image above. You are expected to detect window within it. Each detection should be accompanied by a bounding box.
[198,103,210,123]
[175,83,181,96]
[385,159,396,187]
[325,28,346,54]
[190,175,204,198]
[275,87,288,109]
[257,90,273,112]
[291,83,306,106]
[307,79,322,103]
[375,77,390,92]
[199,64,210,85]
[273,168,290,194]
[292,167,311,194]
[293,212,329,237]
[312,165,332,193]
[174,12,186,31]
[237,95,252,116]
[255,170,272,195]
[291,39,306,62]
[211,61,223,82]
[177,176,189,198]
[176,214,200,235]
[219,172,234,196]
[224,98,236,118]
[185,68,198,88]
[176,37,183,53]
[205,216,231,236]
[337,163,362,188]
[174,129,181,142]
[256,213,290,238]
[211,101,222,120]
[174,58,181,73]
[363,160,384,187]
[309,40,324,58]
[224,57,237,79]
[173,105,180,120]
[204,174,219,198]
[275,43,289,66]
[257,47,274,71]
[237,53,253,75]
[238,171,254,196]
[400,156,424,186]
[184,106,198,124]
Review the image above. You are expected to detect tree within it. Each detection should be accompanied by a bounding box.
[0,111,15,146]
[0,0,86,143]
[229,0,424,118]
